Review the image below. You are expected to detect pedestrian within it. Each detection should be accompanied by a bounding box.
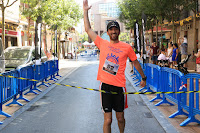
[166,42,173,68]
[83,0,146,133]
[150,42,159,64]
[172,43,179,68]
[194,43,200,73]
[146,45,150,63]
[180,35,188,67]
[158,49,167,67]
[97,48,100,60]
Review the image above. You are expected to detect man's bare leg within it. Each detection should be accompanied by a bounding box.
[103,112,112,133]
[116,112,125,133]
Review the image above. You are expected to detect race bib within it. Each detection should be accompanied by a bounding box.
[102,59,119,75]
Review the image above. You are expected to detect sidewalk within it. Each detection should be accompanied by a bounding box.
[126,61,200,133]
[0,59,83,124]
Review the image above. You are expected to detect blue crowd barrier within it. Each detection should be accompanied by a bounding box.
[54,59,62,78]
[133,62,200,126]
[49,60,58,81]
[0,70,19,118]
[37,62,49,88]
[145,63,162,101]
[176,74,200,126]
[0,59,60,124]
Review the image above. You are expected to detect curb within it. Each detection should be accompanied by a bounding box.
[0,66,80,131]
[125,70,179,133]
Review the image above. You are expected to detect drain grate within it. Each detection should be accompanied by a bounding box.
[143,112,153,118]
[27,105,40,111]
[41,96,48,99]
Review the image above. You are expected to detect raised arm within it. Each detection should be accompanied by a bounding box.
[83,0,97,41]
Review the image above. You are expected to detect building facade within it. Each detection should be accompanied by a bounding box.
[90,0,127,40]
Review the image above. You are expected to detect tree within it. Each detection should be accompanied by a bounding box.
[163,0,185,43]
[21,0,82,58]
[42,0,82,59]
[118,0,142,30]
[21,0,39,46]
[0,0,18,49]
[119,32,129,43]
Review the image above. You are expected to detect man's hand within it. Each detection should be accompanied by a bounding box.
[83,0,91,11]
[140,80,146,87]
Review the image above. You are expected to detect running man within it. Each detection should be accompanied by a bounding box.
[83,0,146,132]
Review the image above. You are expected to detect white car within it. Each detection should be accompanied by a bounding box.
[4,46,48,71]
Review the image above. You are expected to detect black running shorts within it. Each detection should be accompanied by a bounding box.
[101,83,125,112]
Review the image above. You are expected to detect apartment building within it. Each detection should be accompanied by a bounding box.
[90,0,127,41]
[0,0,27,48]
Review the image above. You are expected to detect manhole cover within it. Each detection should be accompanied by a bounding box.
[41,96,49,99]
[143,112,153,118]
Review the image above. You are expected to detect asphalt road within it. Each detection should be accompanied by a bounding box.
[0,56,165,133]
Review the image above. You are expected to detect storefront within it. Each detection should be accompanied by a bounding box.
[0,28,18,48]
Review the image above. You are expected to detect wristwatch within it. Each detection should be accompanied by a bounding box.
[142,76,147,81]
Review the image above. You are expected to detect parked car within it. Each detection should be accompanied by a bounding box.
[4,46,48,71]
[0,38,5,73]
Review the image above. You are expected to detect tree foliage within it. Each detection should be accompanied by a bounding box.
[21,0,82,32]
[118,0,194,43]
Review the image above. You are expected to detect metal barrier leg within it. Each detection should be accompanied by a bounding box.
[6,96,23,106]
[169,110,188,118]
[143,87,153,93]
[132,76,137,81]
[180,116,200,126]
[0,106,11,117]
[169,102,188,118]
[56,72,62,77]
[150,94,162,102]
[135,82,141,87]
[37,80,49,87]
[45,79,52,85]
[24,85,39,95]
[32,83,42,92]
[130,73,136,76]
[49,75,58,81]
[17,92,30,102]
[155,94,174,106]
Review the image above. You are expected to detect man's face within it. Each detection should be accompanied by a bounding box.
[107,27,120,41]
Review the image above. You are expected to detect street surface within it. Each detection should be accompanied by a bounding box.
[0,55,165,133]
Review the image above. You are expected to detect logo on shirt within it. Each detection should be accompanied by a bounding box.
[108,46,123,54]
[106,53,119,64]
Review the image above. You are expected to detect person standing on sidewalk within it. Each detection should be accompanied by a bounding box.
[150,42,159,64]
[83,0,146,133]
[179,35,188,67]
